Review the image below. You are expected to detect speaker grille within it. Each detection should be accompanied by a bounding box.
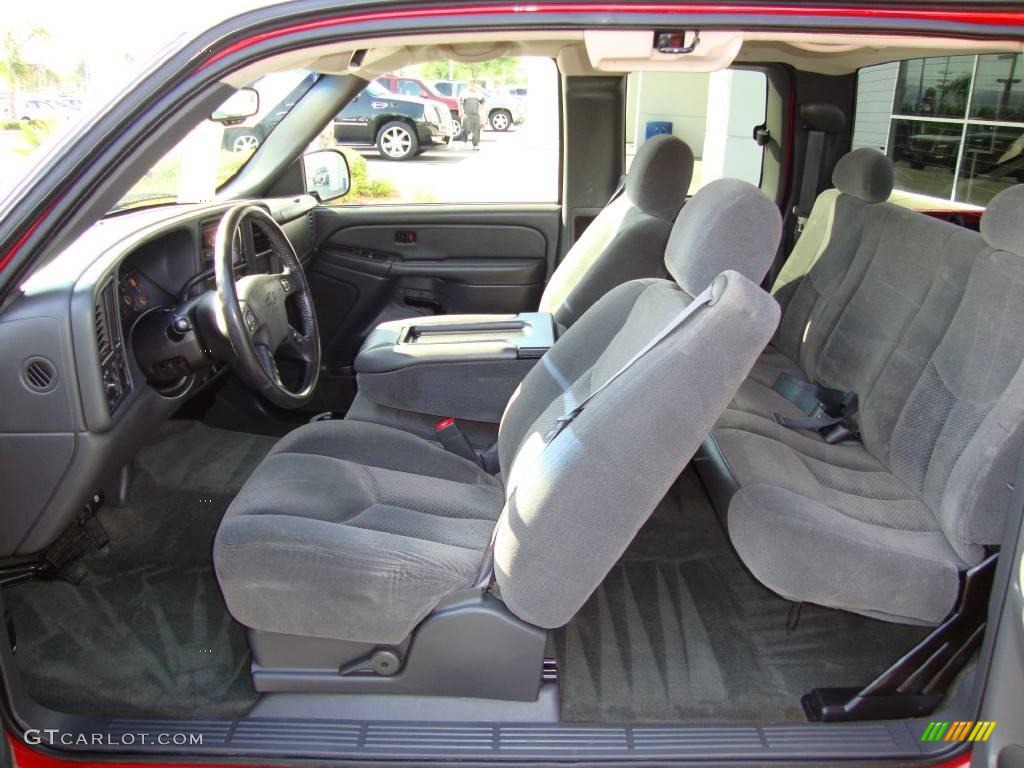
[23,357,57,392]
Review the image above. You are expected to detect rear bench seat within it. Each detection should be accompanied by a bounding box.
[697,149,1024,626]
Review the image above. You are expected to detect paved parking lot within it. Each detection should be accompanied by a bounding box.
[345,124,559,204]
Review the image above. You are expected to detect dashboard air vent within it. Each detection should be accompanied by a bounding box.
[22,357,57,392]
[251,222,271,255]
[94,301,111,359]
[95,279,131,414]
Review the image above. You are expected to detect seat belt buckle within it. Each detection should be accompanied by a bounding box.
[435,418,484,468]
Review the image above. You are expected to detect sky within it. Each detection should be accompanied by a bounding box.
[2,0,275,100]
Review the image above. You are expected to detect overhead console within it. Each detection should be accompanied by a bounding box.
[355,313,555,423]
[583,29,743,72]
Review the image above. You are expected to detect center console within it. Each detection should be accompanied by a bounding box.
[354,313,555,424]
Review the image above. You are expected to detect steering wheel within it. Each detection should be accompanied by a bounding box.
[214,205,320,409]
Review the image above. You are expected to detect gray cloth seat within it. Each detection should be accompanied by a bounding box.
[699,163,1024,626]
[539,134,694,329]
[215,178,782,644]
[215,420,504,644]
[343,135,694,444]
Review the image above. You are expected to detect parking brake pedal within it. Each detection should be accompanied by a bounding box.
[0,493,109,587]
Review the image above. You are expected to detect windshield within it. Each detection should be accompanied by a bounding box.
[110,70,317,213]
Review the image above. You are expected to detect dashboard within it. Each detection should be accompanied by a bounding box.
[0,195,319,558]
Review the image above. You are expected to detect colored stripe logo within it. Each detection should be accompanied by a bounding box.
[921,721,997,742]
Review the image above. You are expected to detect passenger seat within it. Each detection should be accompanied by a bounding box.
[539,134,694,330]
[698,164,1024,627]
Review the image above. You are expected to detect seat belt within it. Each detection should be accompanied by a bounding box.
[474,281,719,588]
[770,373,859,444]
[793,129,826,241]
[543,282,718,444]
[605,173,627,207]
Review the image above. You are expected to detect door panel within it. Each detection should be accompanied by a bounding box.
[309,204,559,372]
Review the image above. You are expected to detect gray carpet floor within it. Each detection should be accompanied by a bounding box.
[3,421,275,718]
[554,468,931,723]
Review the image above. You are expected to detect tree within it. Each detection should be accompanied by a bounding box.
[418,56,524,86]
[0,26,60,120]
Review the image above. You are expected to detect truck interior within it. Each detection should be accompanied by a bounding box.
[1,12,1023,766]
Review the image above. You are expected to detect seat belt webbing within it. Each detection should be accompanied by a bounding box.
[474,282,718,588]
[770,373,860,443]
[793,129,825,240]
[605,173,627,207]
[543,283,717,445]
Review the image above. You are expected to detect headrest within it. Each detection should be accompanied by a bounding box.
[800,103,847,135]
[626,134,694,220]
[981,185,1024,256]
[665,178,782,294]
[832,148,894,203]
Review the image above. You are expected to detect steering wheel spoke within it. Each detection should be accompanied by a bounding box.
[214,205,321,409]
[280,324,316,363]
[254,344,284,386]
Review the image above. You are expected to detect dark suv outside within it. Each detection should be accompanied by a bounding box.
[334,81,453,161]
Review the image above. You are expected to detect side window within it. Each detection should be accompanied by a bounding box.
[396,80,421,97]
[854,54,1024,210]
[624,69,768,194]
[331,57,559,205]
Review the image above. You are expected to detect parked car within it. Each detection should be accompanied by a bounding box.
[375,74,461,136]
[221,72,318,152]
[431,79,525,131]
[480,88,525,131]
[18,98,72,122]
[2,5,1024,768]
[335,80,453,160]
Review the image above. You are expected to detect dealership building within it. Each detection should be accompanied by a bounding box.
[853,53,1024,209]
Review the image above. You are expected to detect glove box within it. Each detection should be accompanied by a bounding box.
[354,313,555,423]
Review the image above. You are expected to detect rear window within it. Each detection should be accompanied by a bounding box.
[853,54,1024,210]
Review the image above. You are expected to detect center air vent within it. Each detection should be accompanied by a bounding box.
[22,357,57,393]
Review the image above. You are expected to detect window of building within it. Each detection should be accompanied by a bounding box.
[892,56,974,119]
[624,69,768,194]
[854,53,1024,209]
[329,57,559,205]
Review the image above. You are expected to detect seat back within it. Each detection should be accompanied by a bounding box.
[874,186,1024,561]
[493,179,782,628]
[538,134,694,329]
[770,170,1024,563]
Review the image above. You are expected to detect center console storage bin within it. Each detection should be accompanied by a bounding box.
[354,313,555,423]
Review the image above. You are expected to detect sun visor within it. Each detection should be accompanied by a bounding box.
[584,30,742,72]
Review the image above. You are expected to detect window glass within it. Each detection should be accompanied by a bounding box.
[624,69,767,193]
[969,54,1024,123]
[855,54,1023,211]
[888,119,962,201]
[331,57,559,205]
[893,56,974,119]
[395,80,422,97]
[957,124,1024,206]
[112,71,316,212]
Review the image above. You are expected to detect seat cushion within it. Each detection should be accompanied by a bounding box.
[214,420,504,644]
[714,426,966,625]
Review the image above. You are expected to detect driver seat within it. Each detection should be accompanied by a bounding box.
[214,179,782,654]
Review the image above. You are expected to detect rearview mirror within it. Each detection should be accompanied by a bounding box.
[302,148,351,202]
[210,88,259,125]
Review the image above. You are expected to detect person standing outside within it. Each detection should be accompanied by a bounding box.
[459,80,486,150]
